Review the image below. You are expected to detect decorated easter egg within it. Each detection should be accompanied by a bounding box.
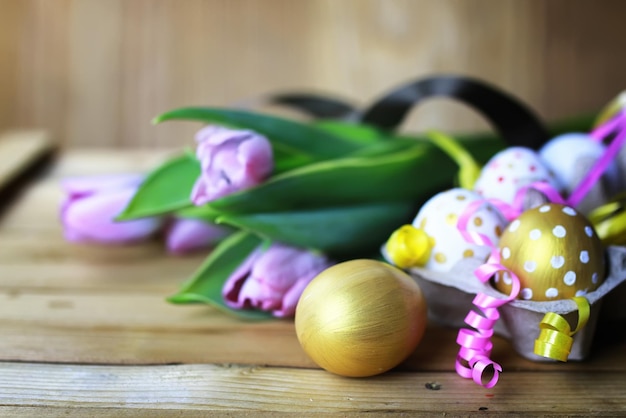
[495,203,605,301]
[540,133,624,214]
[474,146,560,205]
[295,259,427,377]
[409,188,507,272]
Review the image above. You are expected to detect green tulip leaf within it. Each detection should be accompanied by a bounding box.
[207,143,455,214]
[313,120,388,145]
[117,153,199,220]
[215,201,416,258]
[168,231,272,319]
[175,205,221,223]
[153,107,364,160]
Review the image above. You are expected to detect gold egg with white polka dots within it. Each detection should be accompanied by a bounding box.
[495,203,605,301]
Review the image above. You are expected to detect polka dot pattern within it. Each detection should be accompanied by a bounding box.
[495,203,605,301]
[524,261,537,273]
[580,251,589,263]
[412,188,508,273]
[473,147,560,205]
[562,206,577,216]
[552,225,566,238]
[551,255,565,269]
[520,288,533,300]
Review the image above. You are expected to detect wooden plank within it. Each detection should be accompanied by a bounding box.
[0,148,175,231]
[0,362,625,415]
[0,130,53,191]
[0,288,623,372]
[0,149,624,371]
[0,149,625,414]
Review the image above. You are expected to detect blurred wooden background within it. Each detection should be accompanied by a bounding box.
[1,0,625,149]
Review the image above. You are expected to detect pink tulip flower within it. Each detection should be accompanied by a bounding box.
[60,174,163,244]
[165,218,231,255]
[223,243,334,317]
[191,126,273,205]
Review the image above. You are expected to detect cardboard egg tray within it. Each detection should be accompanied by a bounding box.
[408,245,626,361]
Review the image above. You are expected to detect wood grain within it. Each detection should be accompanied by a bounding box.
[1,149,625,414]
[0,130,52,190]
[2,0,626,149]
[0,362,625,415]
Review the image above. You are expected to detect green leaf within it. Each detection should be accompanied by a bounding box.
[206,142,456,214]
[215,201,416,258]
[175,205,221,222]
[313,120,387,145]
[168,231,271,319]
[153,107,364,160]
[117,153,200,220]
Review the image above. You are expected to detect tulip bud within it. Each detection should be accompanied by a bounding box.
[222,243,333,317]
[60,174,163,243]
[165,218,231,255]
[191,126,273,205]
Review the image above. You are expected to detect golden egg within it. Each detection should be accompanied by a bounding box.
[295,259,427,377]
[495,203,605,301]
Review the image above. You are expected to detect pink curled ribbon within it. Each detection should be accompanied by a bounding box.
[452,111,626,388]
[486,180,566,223]
[455,258,520,388]
[455,203,521,388]
[488,111,626,221]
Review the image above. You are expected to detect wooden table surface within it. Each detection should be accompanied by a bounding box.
[1,132,625,417]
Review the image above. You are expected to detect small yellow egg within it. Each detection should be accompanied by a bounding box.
[495,203,605,301]
[295,259,427,377]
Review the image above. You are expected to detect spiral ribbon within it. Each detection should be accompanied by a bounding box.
[454,180,591,386]
[454,200,521,388]
[589,193,626,246]
[533,296,590,361]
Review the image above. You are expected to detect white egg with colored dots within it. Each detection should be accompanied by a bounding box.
[495,203,605,301]
[473,146,560,205]
[412,188,507,272]
[539,133,624,212]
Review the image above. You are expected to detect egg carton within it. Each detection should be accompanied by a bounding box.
[408,245,626,361]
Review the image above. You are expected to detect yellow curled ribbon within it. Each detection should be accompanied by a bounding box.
[385,224,434,269]
[589,192,626,246]
[534,296,590,362]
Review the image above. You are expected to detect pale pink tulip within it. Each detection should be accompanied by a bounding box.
[165,218,231,255]
[191,126,273,205]
[60,174,162,243]
[223,243,333,317]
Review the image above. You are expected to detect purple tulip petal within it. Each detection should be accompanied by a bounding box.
[63,187,161,243]
[273,277,313,317]
[223,248,263,309]
[222,242,333,317]
[165,218,230,255]
[191,126,273,205]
